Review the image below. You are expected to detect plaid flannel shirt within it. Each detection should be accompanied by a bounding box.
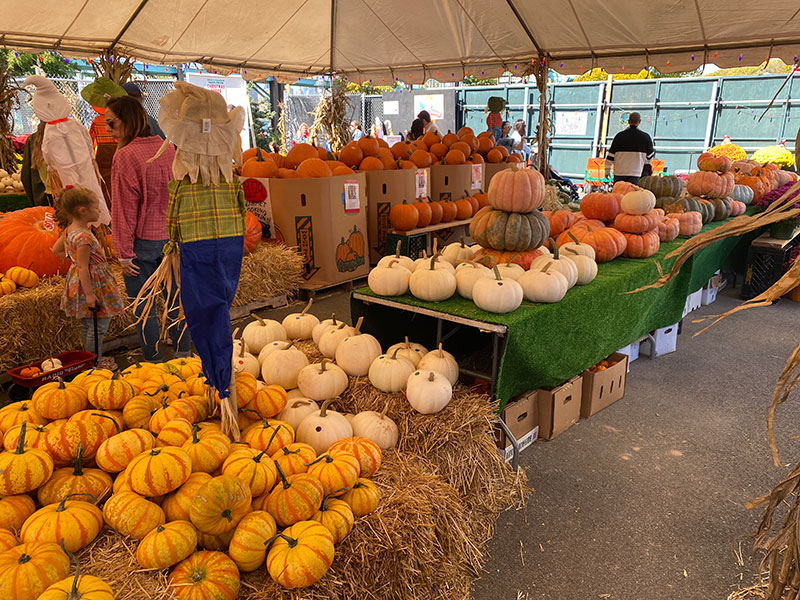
[167,178,246,244]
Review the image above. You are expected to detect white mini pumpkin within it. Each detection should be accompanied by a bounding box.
[41,357,63,373]
[559,232,596,259]
[455,261,493,300]
[232,338,260,378]
[276,398,319,431]
[368,349,416,392]
[518,262,569,303]
[409,255,456,302]
[258,339,296,365]
[417,342,459,386]
[496,262,525,281]
[312,313,348,346]
[472,264,523,314]
[565,253,598,285]
[261,341,309,389]
[441,237,475,266]
[541,242,578,288]
[368,259,411,296]
[297,359,349,401]
[335,317,382,377]
[281,298,320,340]
[376,239,415,272]
[295,398,354,454]
[318,322,356,359]
[242,314,287,353]
[386,336,428,367]
[621,190,656,215]
[351,402,399,449]
[405,370,453,414]
[286,388,305,399]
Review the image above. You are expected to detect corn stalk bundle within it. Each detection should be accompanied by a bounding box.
[277,101,287,154]
[0,62,22,173]
[91,51,134,85]
[309,78,351,153]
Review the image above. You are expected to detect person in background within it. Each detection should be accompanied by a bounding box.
[497,121,513,149]
[294,122,310,145]
[51,186,125,370]
[407,118,425,141]
[21,122,49,206]
[509,119,529,158]
[605,112,654,184]
[485,105,503,140]
[106,95,191,361]
[417,110,440,135]
[350,120,365,141]
[372,117,386,139]
[121,82,165,140]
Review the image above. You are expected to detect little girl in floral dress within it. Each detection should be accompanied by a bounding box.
[52,186,125,369]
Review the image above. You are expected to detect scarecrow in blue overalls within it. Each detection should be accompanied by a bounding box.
[143,82,246,439]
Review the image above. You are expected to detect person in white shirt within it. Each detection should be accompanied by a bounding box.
[509,119,527,157]
[604,112,655,184]
[350,121,365,141]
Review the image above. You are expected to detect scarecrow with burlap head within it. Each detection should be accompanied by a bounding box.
[141,82,246,439]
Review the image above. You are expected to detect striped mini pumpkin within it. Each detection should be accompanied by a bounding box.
[0,495,36,532]
[124,446,193,496]
[135,520,198,569]
[243,384,288,419]
[31,378,88,420]
[221,447,277,497]
[270,443,317,476]
[0,542,70,600]
[102,492,166,539]
[329,436,383,478]
[311,496,354,544]
[0,401,46,434]
[0,422,54,495]
[196,529,235,551]
[341,478,380,517]
[110,468,164,504]
[71,368,113,392]
[87,373,136,410]
[5,265,39,288]
[148,399,197,434]
[122,393,163,429]
[306,451,359,497]
[168,551,240,600]
[266,521,334,589]
[43,420,105,467]
[189,475,251,535]
[3,421,52,452]
[140,375,189,401]
[264,467,324,527]
[155,418,194,447]
[242,418,295,455]
[228,510,277,572]
[37,444,113,505]
[162,472,212,522]
[181,426,231,474]
[166,357,203,379]
[20,497,104,552]
[0,527,17,552]
[95,428,155,473]
[68,409,123,440]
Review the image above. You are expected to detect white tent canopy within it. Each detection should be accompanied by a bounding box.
[2,0,800,81]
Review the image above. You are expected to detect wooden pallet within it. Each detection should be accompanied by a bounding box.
[299,276,368,300]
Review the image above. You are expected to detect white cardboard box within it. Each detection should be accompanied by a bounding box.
[498,426,539,463]
[617,341,641,372]
[683,289,702,317]
[641,323,679,358]
[702,270,723,306]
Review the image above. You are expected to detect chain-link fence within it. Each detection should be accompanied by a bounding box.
[283,93,363,149]
[11,78,176,135]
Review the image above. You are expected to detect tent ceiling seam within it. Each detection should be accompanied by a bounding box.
[159,0,209,61]
[109,0,152,51]
[566,0,595,65]
[358,0,424,67]
[241,0,311,66]
[56,0,91,49]
[329,0,335,74]
[455,0,503,62]
[692,0,708,48]
[504,0,543,56]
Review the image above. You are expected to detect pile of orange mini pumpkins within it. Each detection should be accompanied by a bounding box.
[0,351,387,599]
[389,191,489,232]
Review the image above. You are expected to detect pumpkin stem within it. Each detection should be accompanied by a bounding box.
[72,443,84,476]
[437,342,444,358]
[432,238,438,255]
[549,238,560,259]
[274,459,291,489]
[265,424,283,452]
[330,313,337,326]
[390,348,401,360]
[91,412,121,434]
[541,260,554,273]
[491,264,503,281]
[56,492,96,512]
[191,423,200,444]
[254,447,270,462]
[353,316,364,335]
[238,337,246,358]
[221,509,233,522]
[321,488,349,510]
[306,453,333,467]
[320,359,330,373]
[283,340,295,350]
[59,539,81,597]
[319,397,336,418]
[380,400,390,419]
[394,239,402,258]
[241,407,267,425]
[567,230,580,245]
[14,421,28,454]
[251,313,267,327]
[300,298,313,316]
[57,376,66,389]
[387,259,399,269]
[404,336,411,349]
[428,372,435,382]
[290,400,311,409]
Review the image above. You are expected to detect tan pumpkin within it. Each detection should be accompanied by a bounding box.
[487,166,545,213]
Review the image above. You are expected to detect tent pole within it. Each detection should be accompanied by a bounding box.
[329,0,336,79]
[535,55,550,176]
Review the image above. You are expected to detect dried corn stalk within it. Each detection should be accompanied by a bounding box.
[309,78,351,153]
[0,61,22,173]
[91,51,134,85]
[278,101,287,154]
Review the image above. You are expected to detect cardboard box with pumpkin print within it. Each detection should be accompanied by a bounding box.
[483,163,512,190]
[365,168,430,265]
[270,172,369,289]
[430,164,483,203]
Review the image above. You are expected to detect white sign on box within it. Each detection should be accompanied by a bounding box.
[555,111,588,136]
[383,100,399,115]
[415,169,428,199]
[343,180,360,213]
[471,164,483,190]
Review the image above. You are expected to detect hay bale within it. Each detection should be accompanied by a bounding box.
[234,243,303,307]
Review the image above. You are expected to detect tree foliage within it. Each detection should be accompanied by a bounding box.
[705,59,793,77]
[574,66,702,81]
[0,50,79,78]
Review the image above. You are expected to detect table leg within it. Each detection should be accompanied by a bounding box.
[490,333,501,398]
[436,318,443,345]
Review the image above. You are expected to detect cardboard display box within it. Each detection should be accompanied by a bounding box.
[365,169,430,265]
[430,164,483,202]
[239,176,277,240]
[483,163,512,189]
[640,324,678,358]
[496,391,539,462]
[538,375,582,440]
[270,173,369,288]
[580,353,628,417]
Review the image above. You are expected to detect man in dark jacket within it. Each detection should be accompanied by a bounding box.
[122,82,166,139]
[605,112,654,184]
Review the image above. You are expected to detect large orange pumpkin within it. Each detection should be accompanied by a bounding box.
[621,229,660,258]
[686,170,735,198]
[285,143,318,169]
[338,144,363,167]
[377,148,398,170]
[296,158,332,179]
[241,154,277,178]
[358,156,384,171]
[486,148,504,163]
[389,200,419,232]
[0,207,71,277]
[487,168,545,213]
[556,225,627,262]
[357,137,380,158]
[450,141,472,159]
[243,212,262,254]
[267,153,286,168]
[580,192,623,221]
[390,141,412,160]
[277,168,299,179]
[444,149,466,165]
[332,165,355,176]
[409,150,432,168]
[429,142,448,159]
[442,133,459,147]
[457,126,475,138]
[422,131,441,148]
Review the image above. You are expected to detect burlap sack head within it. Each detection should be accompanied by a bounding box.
[156,81,245,185]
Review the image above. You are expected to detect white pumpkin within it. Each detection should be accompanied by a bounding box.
[258,339,296,365]
[297,359,349,401]
[351,403,399,449]
[413,250,455,273]
[286,388,305,399]
[232,340,260,378]
[441,237,475,266]
[409,255,456,302]
[621,190,656,215]
[276,398,319,431]
[405,370,453,414]
[242,314,287,353]
[386,336,428,367]
[560,234,596,259]
[41,357,63,373]
[376,239,416,272]
[565,254,598,286]
[417,342,459,386]
[295,399,354,454]
[472,264,523,314]
[541,243,578,288]
[318,322,356,359]
[261,341,309,389]
[496,262,525,281]
[281,298,320,340]
[455,262,493,300]
[335,317,382,377]
[12,181,24,191]
[312,313,348,346]
[368,259,411,296]
[0,169,8,178]
[518,262,569,303]
[10,172,20,181]
[469,244,483,255]
[368,349,416,392]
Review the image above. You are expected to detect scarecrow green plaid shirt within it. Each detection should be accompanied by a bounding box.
[167,178,246,244]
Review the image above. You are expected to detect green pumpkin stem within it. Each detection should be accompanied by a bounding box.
[306,453,334,467]
[241,407,267,425]
[56,492,96,512]
[59,539,81,597]
[541,260,554,273]
[265,424,283,452]
[549,238,560,259]
[320,488,350,510]
[221,509,233,522]
[492,264,503,281]
[274,460,291,489]
[57,377,66,390]
[91,413,122,434]
[72,443,84,476]
[254,447,270,462]
[567,231,580,245]
[191,424,200,444]
[14,421,28,454]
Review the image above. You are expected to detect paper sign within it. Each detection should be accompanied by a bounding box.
[413,94,444,120]
[385,135,402,145]
[415,169,428,199]
[202,118,211,134]
[343,180,360,213]
[471,164,483,190]
[383,100,399,115]
[555,111,588,136]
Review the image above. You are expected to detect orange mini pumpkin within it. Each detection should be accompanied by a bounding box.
[338,144,363,168]
[389,200,420,232]
[444,149,466,165]
[409,150,432,168]
[295,158,332,179]
[357,136,380,158]
[285,143,318,169]
[358,156,384,171]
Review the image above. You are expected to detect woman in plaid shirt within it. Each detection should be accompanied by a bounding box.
[106,95,191,361]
